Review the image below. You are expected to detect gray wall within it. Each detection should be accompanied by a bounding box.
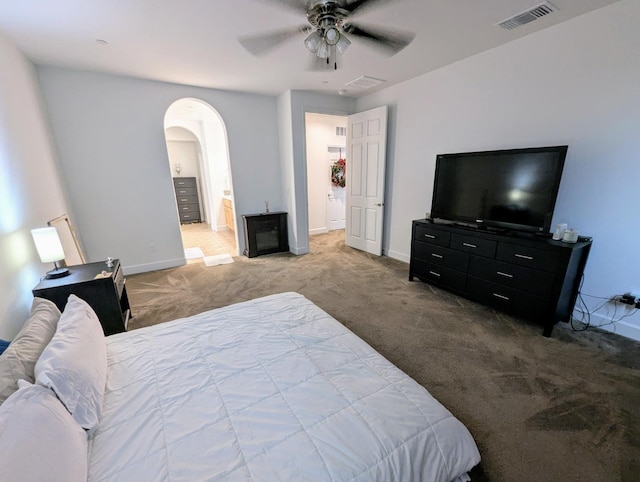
[36,68,283,273]
[356,0,640,339]
[0,33,70,338]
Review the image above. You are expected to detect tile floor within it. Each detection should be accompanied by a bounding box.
[180,223,237,264]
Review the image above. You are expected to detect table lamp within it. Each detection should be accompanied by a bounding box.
[31,227,70,279]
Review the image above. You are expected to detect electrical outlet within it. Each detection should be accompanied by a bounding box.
[620,293,637,305]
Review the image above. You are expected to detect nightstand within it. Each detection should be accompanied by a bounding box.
[32,259,131,336]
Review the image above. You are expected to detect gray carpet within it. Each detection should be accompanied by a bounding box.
[126,230,640,482]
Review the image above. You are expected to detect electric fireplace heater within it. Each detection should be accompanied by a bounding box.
[242,212,289,258]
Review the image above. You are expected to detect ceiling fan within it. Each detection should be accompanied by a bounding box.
[239,0,415,70]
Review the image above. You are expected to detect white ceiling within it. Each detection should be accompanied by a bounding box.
[0,0,620,97]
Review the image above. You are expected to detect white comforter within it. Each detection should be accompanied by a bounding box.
[88,292,480,481]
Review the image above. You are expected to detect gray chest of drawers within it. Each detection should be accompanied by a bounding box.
[409,220,592,336]
[173,177,201,224]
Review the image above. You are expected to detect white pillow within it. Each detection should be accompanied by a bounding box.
[0,382,88,482]
[35,294,107,430]
[0,297,60,404]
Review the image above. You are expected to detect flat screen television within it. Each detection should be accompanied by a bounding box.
[430,146,567,234]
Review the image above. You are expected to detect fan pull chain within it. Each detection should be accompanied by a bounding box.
[330,45,337,70]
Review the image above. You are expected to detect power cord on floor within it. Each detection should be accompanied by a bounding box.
[572,275,639,332]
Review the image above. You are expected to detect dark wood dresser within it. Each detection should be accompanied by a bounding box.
[409,219,592,336]
[173,177,201,224]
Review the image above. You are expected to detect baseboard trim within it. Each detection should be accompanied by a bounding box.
[309,228,329,236]
[387,249,410,263]
[123,258,185,275]
[574,311,640,342]
[290,246,309,256]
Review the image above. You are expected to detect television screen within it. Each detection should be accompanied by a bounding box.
[431,146,567,233]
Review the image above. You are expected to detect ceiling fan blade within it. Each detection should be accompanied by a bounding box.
[254,0,308,14]
[343,23,415,55]
[239,25,310,56]
[344,0,396,15]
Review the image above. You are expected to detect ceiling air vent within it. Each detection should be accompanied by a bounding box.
[496,2,558,30]
[345,76,386,90]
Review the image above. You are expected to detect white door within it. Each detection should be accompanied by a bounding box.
[345,106,388,255]
[327,148,346,230]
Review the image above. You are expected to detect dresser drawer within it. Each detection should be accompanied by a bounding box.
[177,203,200,213]
[173,177,197,188]
[412,241,469,272]
[411,259,467,292]
[497,242,560,273]
[176,195,199,205]
[414,225,450,247]
[451,234,497,258]
[468,256,555,299]
[179,212,200,223]
[467,277,549,320]
[174,187,197,197]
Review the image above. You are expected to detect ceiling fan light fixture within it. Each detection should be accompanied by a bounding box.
[336,33,351,54]
[325,26,340,46]
[316,39,330,59]
[304,30,323,53]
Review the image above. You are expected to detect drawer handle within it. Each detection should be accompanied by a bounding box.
[424,234,436,239]
[462,243,477,248]
[431,253,443,259]
[492,293,510,301]
[515,253,533,260]
[496,271,513,278]
[184,215,191,218]
[428,271,441,277]
[179,190,186,194]
[182,207,189,210]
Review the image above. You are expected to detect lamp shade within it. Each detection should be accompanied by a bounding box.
[31,227,65,263]
[325,27,340,46]
[304,30,322,53]
[316,39,330,59]
[336,34,351,54]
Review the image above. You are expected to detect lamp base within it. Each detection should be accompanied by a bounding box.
[45,267,70,279]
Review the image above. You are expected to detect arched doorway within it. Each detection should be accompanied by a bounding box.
[164,98,238,262]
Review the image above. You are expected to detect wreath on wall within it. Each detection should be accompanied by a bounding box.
[331,158,346,188]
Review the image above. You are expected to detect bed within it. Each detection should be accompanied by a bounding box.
[0,292,480,481]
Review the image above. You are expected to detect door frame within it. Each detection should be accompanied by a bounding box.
[164,98,239,255]
[297,105,389,255]
[299,108,352,251]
